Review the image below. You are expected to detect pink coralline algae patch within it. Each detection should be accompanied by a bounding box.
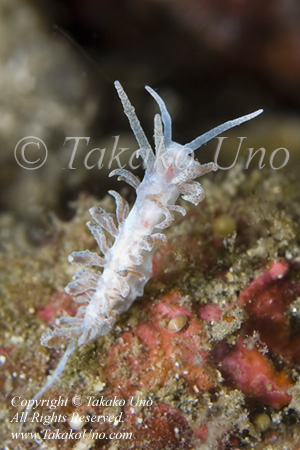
[239,260,293,322]
[106,291,214,396]
[216,260,300,409]
[37,291,79,324]
[239,260,300,361]
[217,337,291,409]
[199,304,223,322]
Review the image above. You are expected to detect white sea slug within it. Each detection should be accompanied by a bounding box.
[31,81,263,403]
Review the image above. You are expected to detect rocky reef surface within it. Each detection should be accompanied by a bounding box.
[1,164,300,449]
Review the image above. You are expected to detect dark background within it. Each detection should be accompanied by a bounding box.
[1,0,299,235]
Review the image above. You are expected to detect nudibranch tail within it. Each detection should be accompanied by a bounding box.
[18,341,76,432]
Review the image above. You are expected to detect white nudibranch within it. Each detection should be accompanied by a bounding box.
[29,81,263,409]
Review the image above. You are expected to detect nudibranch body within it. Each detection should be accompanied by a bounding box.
[33,81,262,403]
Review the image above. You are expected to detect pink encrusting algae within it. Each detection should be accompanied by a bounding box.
[214,261,300,409]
